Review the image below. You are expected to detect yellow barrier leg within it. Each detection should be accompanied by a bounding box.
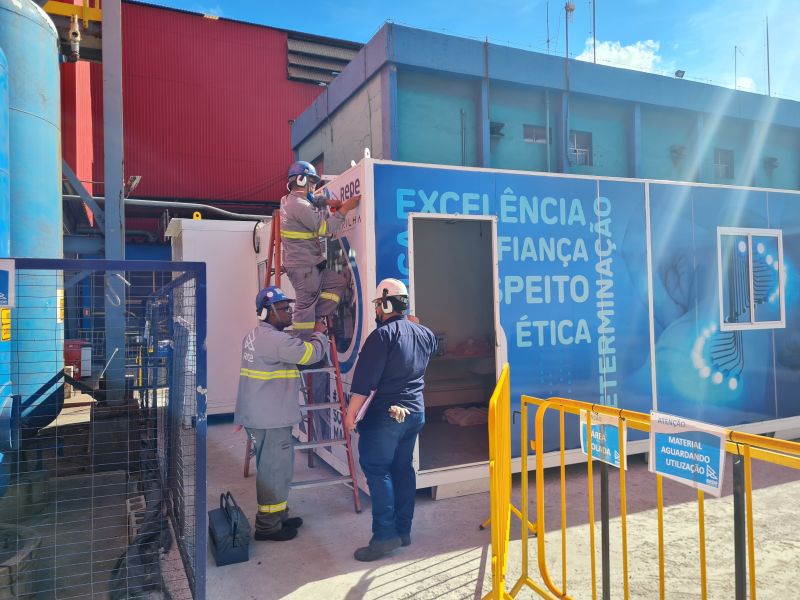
[743,445,757,600]
[480,508,536,535]
[657,475,665,600]
[698,490,707,600]
[619,417,629,600]
[586,412,597,600]
[560,409,567,594]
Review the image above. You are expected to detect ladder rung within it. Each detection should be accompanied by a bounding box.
[298,366,336,374]
[291,475,353,490]
[300,402,341,411]
[295,438,347,450]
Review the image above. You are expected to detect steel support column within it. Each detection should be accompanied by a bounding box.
[102,0,126,404]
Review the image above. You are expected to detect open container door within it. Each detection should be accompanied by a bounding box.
[408,213,501,494]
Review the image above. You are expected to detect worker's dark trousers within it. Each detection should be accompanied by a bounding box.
[247,426,294,534]
[358,411,425,541]
[285,265,345,340]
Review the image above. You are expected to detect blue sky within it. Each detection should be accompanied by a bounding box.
[150,0,800,100]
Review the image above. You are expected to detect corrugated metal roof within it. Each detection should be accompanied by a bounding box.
[286,33,356,86]
[287,52,347,72]
[288,66,337,84]
[287,38,359,61]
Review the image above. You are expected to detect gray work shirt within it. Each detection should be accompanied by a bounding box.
[279,191,346,268]
[234,321,329,430]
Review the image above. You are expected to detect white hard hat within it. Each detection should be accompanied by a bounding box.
[374,278,408,301]
[374,278,408,314]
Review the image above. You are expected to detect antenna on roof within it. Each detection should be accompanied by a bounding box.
[546,1,551,54]
[766,17,772,96]
[592,0,597,64]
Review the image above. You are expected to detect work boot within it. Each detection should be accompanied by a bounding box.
[399,533,411,547]
[283,516,303,529]
[353,537,401,562]
[254,525,298,542]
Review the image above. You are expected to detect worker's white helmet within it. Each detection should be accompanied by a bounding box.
[374,278,408,314]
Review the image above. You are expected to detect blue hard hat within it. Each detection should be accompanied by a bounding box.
[255,286,294,312]
[287,161,319,183]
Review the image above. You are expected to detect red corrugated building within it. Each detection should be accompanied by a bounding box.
[60,1,359,223]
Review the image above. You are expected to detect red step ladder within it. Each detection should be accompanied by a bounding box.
[243,216,362,513]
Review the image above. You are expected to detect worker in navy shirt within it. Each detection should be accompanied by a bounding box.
[345,278,437,562]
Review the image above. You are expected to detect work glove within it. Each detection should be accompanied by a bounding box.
[388,405,410,423]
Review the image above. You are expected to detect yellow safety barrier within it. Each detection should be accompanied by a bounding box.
[483,364,511,600]
[484,386,800,600]
[483,365,545,600]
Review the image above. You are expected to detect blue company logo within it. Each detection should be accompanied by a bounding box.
[335,236,363,374]
[653,430,721,487]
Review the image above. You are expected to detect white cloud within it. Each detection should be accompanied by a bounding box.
[576,38,664,73]
[736,76,757,92]
[195,4,223,16]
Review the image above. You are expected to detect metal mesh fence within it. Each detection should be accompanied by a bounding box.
[0,258,206,599]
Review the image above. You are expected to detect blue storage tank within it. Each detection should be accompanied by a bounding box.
[0,46,14,496]
[0,46,7,257]
[0,0,64,435]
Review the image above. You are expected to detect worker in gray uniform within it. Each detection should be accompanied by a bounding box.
[280,161,360,339]
[234,285,329,541]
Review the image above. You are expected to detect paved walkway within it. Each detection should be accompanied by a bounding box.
[206,423,800,599]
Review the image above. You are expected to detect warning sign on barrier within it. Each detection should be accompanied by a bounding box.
[649,412,726,497]
[580,410,626,469]
[0,259,14,308]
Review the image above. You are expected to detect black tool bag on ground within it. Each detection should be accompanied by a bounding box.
[209,492,251,566]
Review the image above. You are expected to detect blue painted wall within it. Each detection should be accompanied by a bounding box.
[393,69,799,189]
[487,83,556,172]
[641,106,696,182]
[294,24,800,191]
[396,70,478,167]
[753,125,800,190]
[707,117,751,186]
[565,96,629,177]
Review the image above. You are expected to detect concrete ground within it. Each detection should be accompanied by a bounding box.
[206,422,800,600]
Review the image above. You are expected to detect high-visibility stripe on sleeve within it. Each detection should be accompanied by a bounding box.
[298,342,314,365]
[240,368,300,380]
[318,221,328,236]
[280,229,317,240]
[292,321,315,330]
[258,501,287,514]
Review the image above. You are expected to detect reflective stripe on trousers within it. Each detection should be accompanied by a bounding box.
[258,501,288,513]
[247,426,294,534]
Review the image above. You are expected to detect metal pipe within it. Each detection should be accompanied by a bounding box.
[74,226,156,243]
[63,194,269,221]
[600,462,611,600]
[545,89,552,172]
[733,455,747,600]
